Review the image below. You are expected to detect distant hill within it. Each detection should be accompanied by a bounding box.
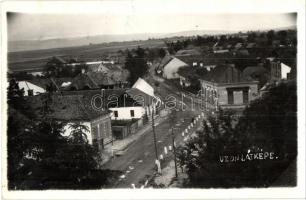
[8,26,296,52]
[8,29,236,52]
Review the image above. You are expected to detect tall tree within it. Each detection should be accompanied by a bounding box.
[124,47,149,84]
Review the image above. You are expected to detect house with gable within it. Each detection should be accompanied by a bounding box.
[17,80,46,96]
[16,77,74,96]
[68,71,119,90]
[199,64,259,110]
[109,78,160,121]
[26,93,113,153]
[156,56,189,79]
[270,61,292,81]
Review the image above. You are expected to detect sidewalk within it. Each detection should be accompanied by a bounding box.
[101,110,171,165]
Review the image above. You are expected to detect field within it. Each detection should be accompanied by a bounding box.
[8,39,166,72]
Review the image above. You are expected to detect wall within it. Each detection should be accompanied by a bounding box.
[163,57,189,79]
[200,80,218,105]
[281,63,291,79]
[270,61,281,81]
[132,78,155,97]
[200,80,259,108]
[109,106,145,120]
[217,83,259,106]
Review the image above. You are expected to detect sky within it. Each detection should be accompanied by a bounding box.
[7,13,296,41]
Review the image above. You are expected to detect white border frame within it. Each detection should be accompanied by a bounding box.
[1,0,305,199]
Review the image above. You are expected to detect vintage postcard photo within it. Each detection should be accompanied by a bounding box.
[1,0,305,199]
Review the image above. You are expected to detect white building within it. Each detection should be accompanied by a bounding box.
[270,61,292,81]
[109,106,145,120]
[158,57,189,79]
[281,63,291,79]
[132,77,155,97]
[18,81,46,96]
[27,93,113,152]
[109,78,161,120]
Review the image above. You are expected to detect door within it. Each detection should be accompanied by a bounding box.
[243,89,249,104]
[228,90,233,104]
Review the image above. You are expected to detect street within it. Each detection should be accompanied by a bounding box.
[102,73,206,188]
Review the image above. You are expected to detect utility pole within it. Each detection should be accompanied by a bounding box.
[171,127,178,178]
[151,108,158,161]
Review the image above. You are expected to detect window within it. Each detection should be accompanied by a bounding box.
[228,90,234,104]
[243,90,249,104]
[114,110,118,118]
[130,110,135,117]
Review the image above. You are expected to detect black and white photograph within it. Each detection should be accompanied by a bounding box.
[1,0,305,199]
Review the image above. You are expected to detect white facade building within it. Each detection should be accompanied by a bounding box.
[109,107,145,120]
[281,63,291,79]
[162,57,189,79]
[18,81,46,96]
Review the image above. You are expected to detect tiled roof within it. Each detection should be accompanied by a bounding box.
[246,43,256,48]
[69,73,98,90]
[200,65,248,84]
[27,77,73,90]
[61,89,138,108]
[27,79,52,89]
[126,88,155,106]
[87,72,116,85]
[156,55,173,71]
[177,52,233,66]
[68,72,116,90]
[235,43,243,49]
[242,66,268,81]
[236,49,250,56]
[175,49,201,56]
[26,94,110,121]
[87,63,104,72]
